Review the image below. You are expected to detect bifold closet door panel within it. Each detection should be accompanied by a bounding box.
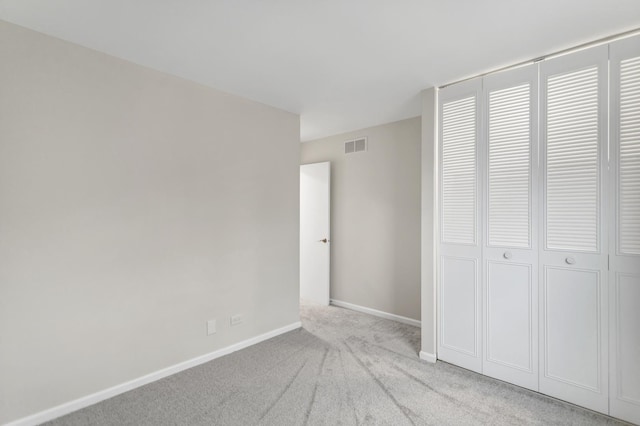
[438,79,483,373]
[609,34,640,426]
[539,45,609,414]
[482,65,539,391]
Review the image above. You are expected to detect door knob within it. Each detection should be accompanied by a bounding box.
[318,238,329,243]
[565,257,576,265]
[503,251,512,260]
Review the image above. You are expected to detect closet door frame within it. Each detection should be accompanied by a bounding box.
[538,45,609,414]
[481,64,539,391]
[437,78,483,373]
[609,34,640,425]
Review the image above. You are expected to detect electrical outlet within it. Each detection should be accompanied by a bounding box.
[230,314,243,326]
[207,319,217,335]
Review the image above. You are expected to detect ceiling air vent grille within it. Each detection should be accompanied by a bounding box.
[344,137,367,155]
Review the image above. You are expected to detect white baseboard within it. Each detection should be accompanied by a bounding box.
[330,299,421,328]
[6,321,302,426]
[419,351,437,363]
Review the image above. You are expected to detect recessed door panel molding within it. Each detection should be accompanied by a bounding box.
[539,45,609,414]
[543,267,601,391]
[609,34,640,425]
[486,262,533,369]
[613,275,640,403]
[440,256,479,356]
[437,78,483,373]
[482,65,539,391]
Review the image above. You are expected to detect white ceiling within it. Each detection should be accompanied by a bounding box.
[1,1,639,141]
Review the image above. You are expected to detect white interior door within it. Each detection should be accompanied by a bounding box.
[482,65,539,391]
[300,162,330,305]
[609,35,640,425]
[438,79,483,373]
[539,45,609,414]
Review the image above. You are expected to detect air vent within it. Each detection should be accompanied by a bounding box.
[344,137,367,155]
[345,140,355,154]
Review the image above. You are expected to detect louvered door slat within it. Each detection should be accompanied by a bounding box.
[619,56,640,255]
[488,83,531,247]
[545,66,600,252]
[441,96,477,244]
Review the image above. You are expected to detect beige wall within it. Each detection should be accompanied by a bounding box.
[301,117,421,321]
[0,21,300,424]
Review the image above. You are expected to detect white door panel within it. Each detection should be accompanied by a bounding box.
[609,35,640,425]
[300,162,330,306]
[543,267,602,391]
[440,256,479,357]
[541,266,607,412]
[539,45,609,414]
[482,65,538,390]
[485,262,533,371]
[612,276,640,402]
[438,79,483,373]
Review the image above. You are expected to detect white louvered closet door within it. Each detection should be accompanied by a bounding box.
[438,79,483,373]
[482,65,539,391]
[609,35,640,426]
[539,45,609,414]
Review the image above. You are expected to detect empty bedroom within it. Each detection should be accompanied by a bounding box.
[1,0,639,425]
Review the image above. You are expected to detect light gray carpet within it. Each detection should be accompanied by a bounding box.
[46,303,626,425]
